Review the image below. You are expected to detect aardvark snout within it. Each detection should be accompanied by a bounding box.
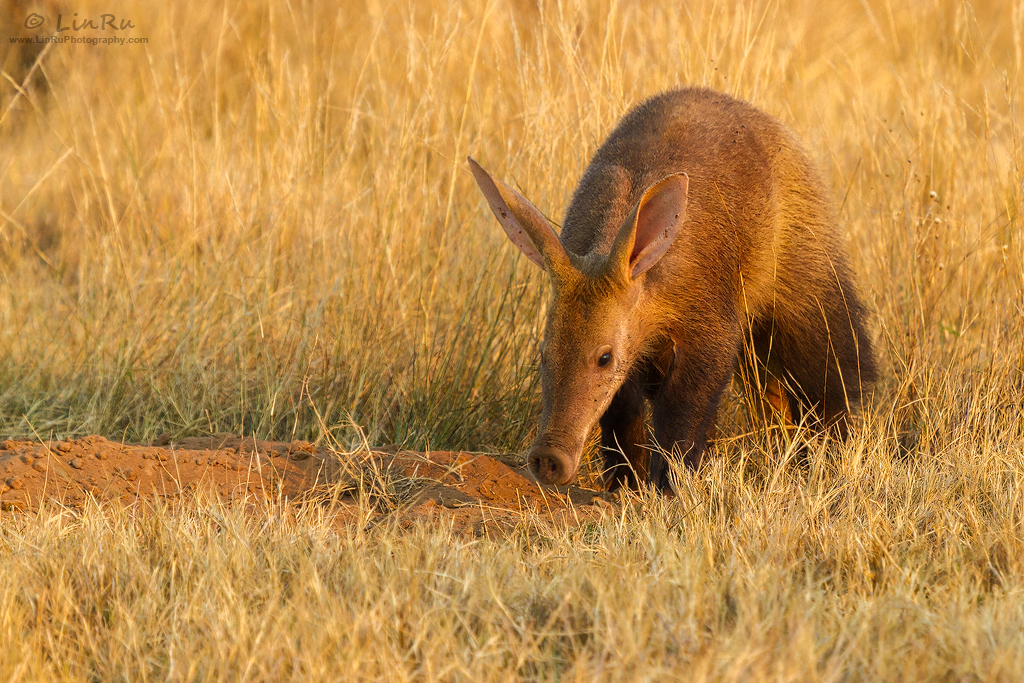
[528,445,576,486]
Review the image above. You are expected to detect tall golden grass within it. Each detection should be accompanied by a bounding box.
[2,0,1023,679]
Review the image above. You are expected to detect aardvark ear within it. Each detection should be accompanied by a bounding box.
[468,157,571,275]
[610,173,689,279]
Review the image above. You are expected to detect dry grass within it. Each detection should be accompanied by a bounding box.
[1,0,1023,679]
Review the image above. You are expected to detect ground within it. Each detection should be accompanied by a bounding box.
[0,435,610,535]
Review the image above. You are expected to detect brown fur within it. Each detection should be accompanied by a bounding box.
[470,87,877,491]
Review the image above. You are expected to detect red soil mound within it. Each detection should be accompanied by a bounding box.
[0,436,611,535]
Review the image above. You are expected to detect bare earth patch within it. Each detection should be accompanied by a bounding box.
[0,435,610,535]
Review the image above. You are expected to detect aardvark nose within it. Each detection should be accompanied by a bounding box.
[528,445,575,486]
